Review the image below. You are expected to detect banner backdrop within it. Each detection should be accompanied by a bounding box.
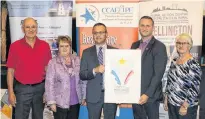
[140,2,203,119]
[76,1,139,57]
[0,89,12,119]
[7,1,73,57]
[139,1,204,61]
[2,1,73,119]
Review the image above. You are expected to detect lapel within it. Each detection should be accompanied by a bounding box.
[141,36,156,61]
[134,41,141,49]
[90,45,100,65]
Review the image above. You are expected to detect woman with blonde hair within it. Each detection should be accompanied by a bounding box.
[163,33,202,119]
[45,36,86,119]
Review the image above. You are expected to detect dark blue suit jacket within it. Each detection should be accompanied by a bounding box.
[131,36,167,102]
[80,45,116,103]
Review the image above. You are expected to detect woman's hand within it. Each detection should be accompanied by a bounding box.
[50,104,57,112]
[179,101,189,115]
[163,94,168,111]
[179,105,187,116]
[81,99,87,106]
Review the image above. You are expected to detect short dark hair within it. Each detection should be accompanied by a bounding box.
[56,35,72,48]
[139,16,154,26]
[92,22,107,33]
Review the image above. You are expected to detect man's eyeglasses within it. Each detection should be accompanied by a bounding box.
[24,26,37,30]
[93,31,106,35]
[176,42,189,46]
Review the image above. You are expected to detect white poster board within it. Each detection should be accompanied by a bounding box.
[104,49,141,103]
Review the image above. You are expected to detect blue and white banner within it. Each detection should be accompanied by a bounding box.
[7,1,73,57]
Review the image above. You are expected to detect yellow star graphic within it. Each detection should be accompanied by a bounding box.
[119,58,126,64]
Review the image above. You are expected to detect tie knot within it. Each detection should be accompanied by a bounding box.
[99,47,103,51]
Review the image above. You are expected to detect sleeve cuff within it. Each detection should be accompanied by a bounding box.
[47,101,56,106]
[93,68,96,76]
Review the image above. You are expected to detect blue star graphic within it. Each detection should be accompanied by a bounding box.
[80,8,96,24]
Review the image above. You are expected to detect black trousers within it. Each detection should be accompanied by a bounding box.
[53,104,80,119]
[132,102,160,119]
[200,107,205,119]
[168,103,198,119]
[14,81,45,119]
[86,92,117,119]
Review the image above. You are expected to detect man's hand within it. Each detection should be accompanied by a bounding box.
[43,93,46,103]
[138,94,149,105]
[81,99,87,106]
[94,65,105,73]
[8,92,16,107]
[50,104,57,112]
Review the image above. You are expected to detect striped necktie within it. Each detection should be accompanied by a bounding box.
[98,47,104,90]
[98,47,103,65]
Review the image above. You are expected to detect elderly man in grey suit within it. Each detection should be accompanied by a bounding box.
[131,16,167,119]
[80,23,117,119]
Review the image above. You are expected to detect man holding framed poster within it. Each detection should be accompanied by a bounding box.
[131,16,167,119]
[80,23,117,119]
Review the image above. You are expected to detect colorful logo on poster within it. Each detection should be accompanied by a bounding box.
[111,58,134,85]
[111,70,134,86]
[80,5,100,24]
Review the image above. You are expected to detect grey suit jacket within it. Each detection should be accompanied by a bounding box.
[131,36,167,102]
[80,45,116,103]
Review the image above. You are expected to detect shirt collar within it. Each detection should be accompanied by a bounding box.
[22,36,40,46]
[96,43,107,50]
[56,54,74,64]
[141,35,152,44]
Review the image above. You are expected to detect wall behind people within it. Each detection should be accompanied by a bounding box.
[201,16,205,66]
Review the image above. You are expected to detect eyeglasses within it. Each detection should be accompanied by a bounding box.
[176,42,189,46]
[24,25,37,30]
[93,31,106,35]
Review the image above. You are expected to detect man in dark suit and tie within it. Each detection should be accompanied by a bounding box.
[80,23,117,119]
[131,16,167,119]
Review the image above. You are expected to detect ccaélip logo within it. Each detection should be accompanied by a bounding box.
[80,5,100,24]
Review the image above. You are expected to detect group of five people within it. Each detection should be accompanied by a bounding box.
[7,16,203,119]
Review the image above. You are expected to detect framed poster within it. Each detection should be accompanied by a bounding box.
[104,49,141,103]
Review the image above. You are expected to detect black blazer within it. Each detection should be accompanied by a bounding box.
[131,36,167,102]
